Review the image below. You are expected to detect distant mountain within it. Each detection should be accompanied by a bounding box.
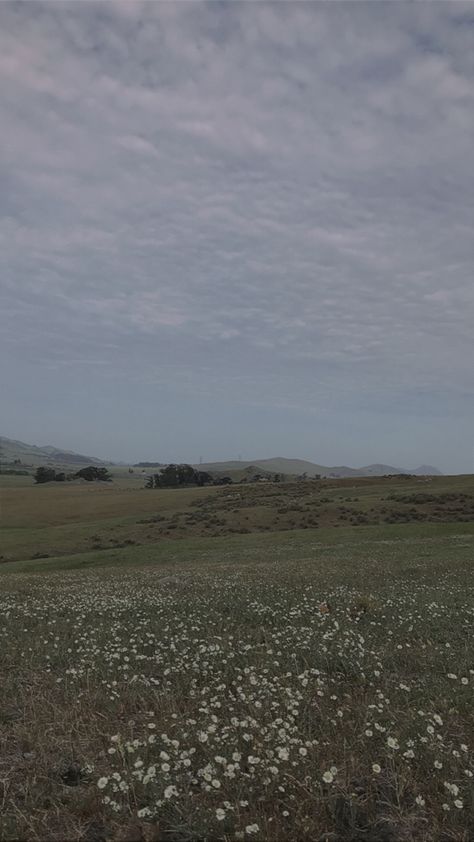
[0,436,109,468]
[410,465,442,476]
[0,435,442,477]
[194,457,442,479]
[194,457,326,477]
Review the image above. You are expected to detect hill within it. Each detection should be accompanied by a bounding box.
[194,457,442,479]
[0,435,442,478]
[0,436,108,469]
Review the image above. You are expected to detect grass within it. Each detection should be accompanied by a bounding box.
[1,473,473,567]
[0,520,473,576]
[0,475,473,840]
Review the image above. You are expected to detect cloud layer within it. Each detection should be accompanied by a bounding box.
[1,2,473,469]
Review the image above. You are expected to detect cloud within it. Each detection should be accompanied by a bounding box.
[0,0,473,424]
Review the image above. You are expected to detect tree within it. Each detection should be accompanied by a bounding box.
[195,470,213,487]
[145,464,214,489]
[159,464,179,487]
[75,466,112,482]
[177,464,196,485]
[34,466,57,484]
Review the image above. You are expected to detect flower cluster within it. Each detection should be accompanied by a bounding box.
[1,561,473,838]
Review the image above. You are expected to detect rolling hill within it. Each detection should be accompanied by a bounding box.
[1,435,441,478]
[0,436,108,468]
[193,457,442,479]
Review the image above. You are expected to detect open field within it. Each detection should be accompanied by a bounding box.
[1,476,473,840]
[1,473,474,568]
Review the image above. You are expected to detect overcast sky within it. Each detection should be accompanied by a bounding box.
[1,2,473,472]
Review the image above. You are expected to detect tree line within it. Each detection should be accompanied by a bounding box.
[145,464,233,489]
[34,466,112,484]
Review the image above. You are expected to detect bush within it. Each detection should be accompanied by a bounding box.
[75,466,112,482]
[34,467,58,484]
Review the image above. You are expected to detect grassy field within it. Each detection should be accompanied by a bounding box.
[0,475,473,840]
[1,472,474,568]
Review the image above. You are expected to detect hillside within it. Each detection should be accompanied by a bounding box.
[0,436,107,468]
[1,435,442,478]
[194,457,442,479]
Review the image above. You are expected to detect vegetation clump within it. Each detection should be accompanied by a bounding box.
[34,465,112,484]
[146,464,216,488]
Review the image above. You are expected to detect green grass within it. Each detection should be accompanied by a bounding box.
[1,520,473,577]
[1,474,474,840]
[1,522,473,841]
[1,473,473,568]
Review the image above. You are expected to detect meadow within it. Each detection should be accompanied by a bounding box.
[1,474,473,840]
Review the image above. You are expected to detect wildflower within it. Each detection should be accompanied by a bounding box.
[245,825,259,835]
[322,770,334,783]
[97,777,108,790]
[415,795,425,807]
[387,737,399,750]
[216,808,226,821]
[444,782,459,796]
[372,763,381,774]
[454,799,463,809]
[164,785,178,799]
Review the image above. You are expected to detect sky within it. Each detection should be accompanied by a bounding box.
[1,2,473,473]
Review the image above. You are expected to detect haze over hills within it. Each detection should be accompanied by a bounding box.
[193,457,442,478]
[0,436,442,477]
[0,436,108,467]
